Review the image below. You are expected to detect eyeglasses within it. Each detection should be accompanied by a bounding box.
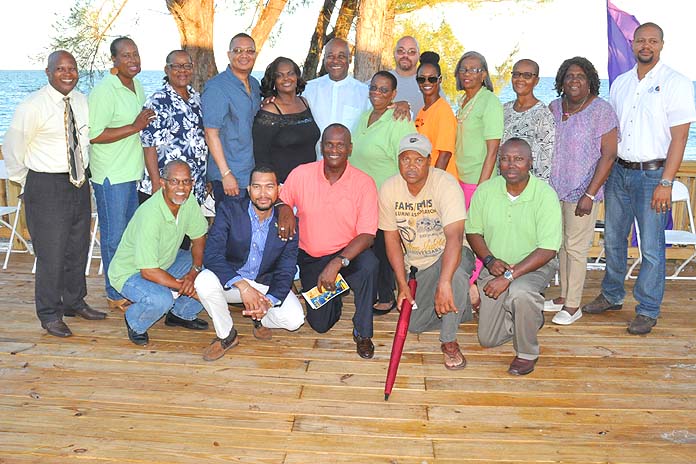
[458,68,484,75]
[162,178,193,187]
[396,48,418,56]
[511,71,537,79]
[231,47,256,55]
[369,85,392,94]
[168,63,193,71]
[416,76,440,84]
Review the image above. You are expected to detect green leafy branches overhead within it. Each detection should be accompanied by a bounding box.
[46,0,130,88]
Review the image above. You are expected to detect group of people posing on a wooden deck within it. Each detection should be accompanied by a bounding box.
[4,20,694,376]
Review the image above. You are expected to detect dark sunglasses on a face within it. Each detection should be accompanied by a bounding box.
[416,76,440,84]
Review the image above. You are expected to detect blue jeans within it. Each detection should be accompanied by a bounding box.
[93,179,139,300]
[122,250,203,334]
[601,163,667,319]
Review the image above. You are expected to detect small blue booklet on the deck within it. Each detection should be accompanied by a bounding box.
[301,274,350,310]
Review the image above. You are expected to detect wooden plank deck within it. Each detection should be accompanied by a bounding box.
[1,254,695,463]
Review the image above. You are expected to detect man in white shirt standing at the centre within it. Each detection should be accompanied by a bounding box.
[583,22,696,335]
[302,38,370,157]
[303,37,413,160]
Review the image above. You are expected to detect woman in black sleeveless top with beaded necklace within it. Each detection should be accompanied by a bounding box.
[253,57,320,183]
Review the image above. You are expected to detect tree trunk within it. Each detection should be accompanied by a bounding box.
[302,0,336,81]
[334,0,359,39]
[380,0,395,70]
[250,0,289,52]
[302,0,360,81]
[166,0,217,92]
[354,0,390,81]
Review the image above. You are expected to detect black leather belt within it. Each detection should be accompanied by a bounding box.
[616,158,665,170]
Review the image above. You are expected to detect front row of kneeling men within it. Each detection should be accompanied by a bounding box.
[111,125,560,376]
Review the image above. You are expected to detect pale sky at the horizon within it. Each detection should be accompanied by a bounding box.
[3,0,695,79]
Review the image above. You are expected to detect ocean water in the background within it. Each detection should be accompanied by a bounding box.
[2,70,696,160]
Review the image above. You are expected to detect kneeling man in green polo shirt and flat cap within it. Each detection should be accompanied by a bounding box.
[109,160,209,346]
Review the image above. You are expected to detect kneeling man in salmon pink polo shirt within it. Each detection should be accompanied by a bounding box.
[280,123,379,359]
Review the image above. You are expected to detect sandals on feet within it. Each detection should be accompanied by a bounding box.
[373,300,396,316]
[107,298,132,312]
[441,341,467,370]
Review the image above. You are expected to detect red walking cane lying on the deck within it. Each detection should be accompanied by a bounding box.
[384,266,418,401]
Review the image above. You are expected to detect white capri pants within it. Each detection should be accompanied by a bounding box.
[194,269,305,338]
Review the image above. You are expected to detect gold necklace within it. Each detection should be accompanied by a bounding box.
[457,89,483,123]
[562,94,589,118]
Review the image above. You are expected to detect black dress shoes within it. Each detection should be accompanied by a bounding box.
[41,320,73,338]
[353,331,375,359]
[64,305,107,320]
[125,315,148,346]
[165,312,209,330]
[508,356,537,376]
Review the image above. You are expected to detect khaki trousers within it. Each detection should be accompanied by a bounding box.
[408,247,475,343]
[558,201,599,307]
[477,259,557,360]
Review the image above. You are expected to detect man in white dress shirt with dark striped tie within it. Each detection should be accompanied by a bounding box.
[3,50,106,338]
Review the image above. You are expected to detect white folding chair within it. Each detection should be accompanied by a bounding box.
[586,222,606,271]
[626,180,696,280]
[0,160,33,269]
[85,209,103,275]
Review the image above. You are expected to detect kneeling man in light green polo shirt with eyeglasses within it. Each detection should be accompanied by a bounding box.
[109,160,209,346]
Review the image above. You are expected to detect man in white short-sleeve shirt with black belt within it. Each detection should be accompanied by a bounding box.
[583,22,696,335]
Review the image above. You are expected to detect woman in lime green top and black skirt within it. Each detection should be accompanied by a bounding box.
[453,51,503,308]
[351,71,416,315]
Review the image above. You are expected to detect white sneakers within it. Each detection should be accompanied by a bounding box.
[543,299,564,312]
[552,309,583,325]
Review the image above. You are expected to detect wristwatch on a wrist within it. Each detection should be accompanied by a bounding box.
[192,264,204,273]
[659,178,673,187]
[503,269,514,282]
[482,254,495,268]
[338,255,350,267]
